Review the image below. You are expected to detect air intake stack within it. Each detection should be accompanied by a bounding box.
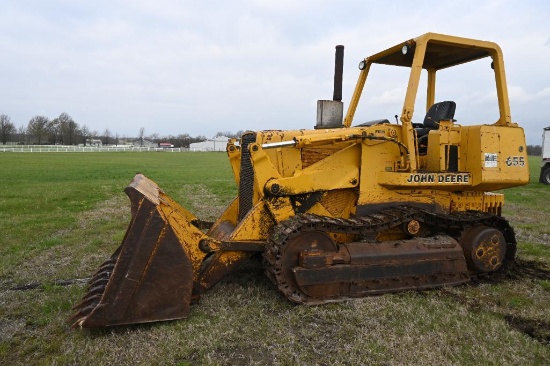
[316,45,344,129]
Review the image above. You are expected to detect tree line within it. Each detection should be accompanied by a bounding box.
[0,113,544,154]
[0,113,244,147]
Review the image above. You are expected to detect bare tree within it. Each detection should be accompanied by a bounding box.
[215,130,243,139]
[47,118,61,145]
[0,114,16,144]
[90,130,99,146]
[215,131,232,138]
[80,125,90,146]
[18,124,27,145]
[57,112,78,145]
[138,127,145,147]
[174,133,191,147]
[103,128,112,145]
[27,116,50,144]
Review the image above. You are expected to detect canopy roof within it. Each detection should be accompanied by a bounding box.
[368,33,498,70]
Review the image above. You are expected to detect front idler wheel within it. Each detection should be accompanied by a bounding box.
[460,225,506,274]
[265,224,338,304]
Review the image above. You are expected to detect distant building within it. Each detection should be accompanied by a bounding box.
[87,139,102,147]
[189,136,230,152]
[158,142,174,148]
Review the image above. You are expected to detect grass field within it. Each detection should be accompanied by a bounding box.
[1,152,549,365]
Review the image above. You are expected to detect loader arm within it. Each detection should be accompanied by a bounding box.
[256,142,360,196]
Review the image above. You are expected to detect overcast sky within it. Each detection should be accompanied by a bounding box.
[1,0,549,144]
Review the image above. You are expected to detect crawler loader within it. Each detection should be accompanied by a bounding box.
[71,33,530,328]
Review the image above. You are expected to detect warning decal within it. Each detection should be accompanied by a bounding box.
[484,153,498,168]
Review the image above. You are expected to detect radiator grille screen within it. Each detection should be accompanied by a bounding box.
[238,133,257,220]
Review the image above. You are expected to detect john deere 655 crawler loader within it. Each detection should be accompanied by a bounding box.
[71,33,529,328]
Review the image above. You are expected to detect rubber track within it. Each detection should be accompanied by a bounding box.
[264,206,517,304]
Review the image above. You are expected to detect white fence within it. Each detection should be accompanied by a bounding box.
[0,145,192,153]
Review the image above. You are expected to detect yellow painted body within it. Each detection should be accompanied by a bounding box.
[201,33,529,276]
[218,123,526,224]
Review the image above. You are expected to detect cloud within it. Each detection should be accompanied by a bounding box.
[509,86,550,103]
[0,0,549,144]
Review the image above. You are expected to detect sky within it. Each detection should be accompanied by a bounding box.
[1,0,549,145]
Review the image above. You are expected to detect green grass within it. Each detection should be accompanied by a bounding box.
[0,152,234,278]
[1,152,549,365]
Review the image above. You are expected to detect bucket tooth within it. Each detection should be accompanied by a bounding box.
[84,278,109,292]
[82,284,108,298]
[93,260,117,276]
[71,293,102,312]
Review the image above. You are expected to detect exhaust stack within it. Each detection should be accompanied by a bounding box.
[316,45,344,129]
[333,45,344,102]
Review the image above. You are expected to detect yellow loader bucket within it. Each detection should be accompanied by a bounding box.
[70,174,208,328]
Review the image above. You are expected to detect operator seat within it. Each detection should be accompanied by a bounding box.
[416,101,456,154]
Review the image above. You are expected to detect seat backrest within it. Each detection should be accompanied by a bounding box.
[423,101,456,129]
